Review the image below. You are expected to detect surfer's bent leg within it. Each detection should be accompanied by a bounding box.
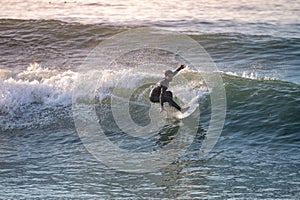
[168,99,181,111]
[150,91,181,111]
[166,91,173,99]
[162,93,181,111]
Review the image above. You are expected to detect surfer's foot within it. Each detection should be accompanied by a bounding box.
[181,106,190,113]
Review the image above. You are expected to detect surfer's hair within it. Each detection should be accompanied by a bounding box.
[164,70,173,77]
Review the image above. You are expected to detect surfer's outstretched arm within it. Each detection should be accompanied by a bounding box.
[172,64,186,76]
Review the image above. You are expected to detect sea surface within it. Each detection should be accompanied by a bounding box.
[0,0,299,199]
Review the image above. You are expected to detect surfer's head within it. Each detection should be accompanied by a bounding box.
[164,70,174,81]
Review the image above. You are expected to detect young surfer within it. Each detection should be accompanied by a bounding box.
[149,64,189,113]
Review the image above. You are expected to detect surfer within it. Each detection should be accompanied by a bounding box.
[149,64,189,113]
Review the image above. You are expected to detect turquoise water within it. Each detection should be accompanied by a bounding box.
[0,0,299,199]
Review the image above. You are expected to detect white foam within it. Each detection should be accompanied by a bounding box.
[0,63,76,115]
[221,70,277,81]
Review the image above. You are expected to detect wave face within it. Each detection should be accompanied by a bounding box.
[222,74,300,150]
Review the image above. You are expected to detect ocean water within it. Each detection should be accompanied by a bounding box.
[0,0,300,199]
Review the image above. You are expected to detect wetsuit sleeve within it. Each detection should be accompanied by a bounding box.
[173,65,185,76]
[160,85,167,108]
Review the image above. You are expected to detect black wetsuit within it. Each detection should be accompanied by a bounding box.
[149,66,184,111]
